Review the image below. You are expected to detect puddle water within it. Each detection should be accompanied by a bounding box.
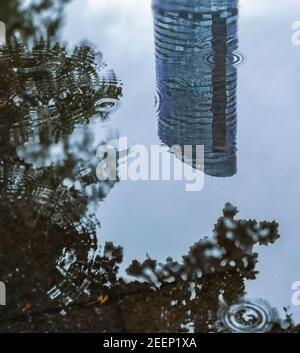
[0,0,300,333]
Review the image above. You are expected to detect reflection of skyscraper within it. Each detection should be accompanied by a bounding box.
[153,0,239,177]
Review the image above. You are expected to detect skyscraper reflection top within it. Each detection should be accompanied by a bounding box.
[153,0,239,177]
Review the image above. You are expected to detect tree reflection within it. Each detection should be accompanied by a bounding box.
[0,0,72,41]
[0,39,122,150]
[124,203,281,333]
[0,38,123,324]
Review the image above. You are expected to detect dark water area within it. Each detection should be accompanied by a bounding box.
[0,0,300,333]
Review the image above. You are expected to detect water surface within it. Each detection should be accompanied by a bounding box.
[0,0,300,332]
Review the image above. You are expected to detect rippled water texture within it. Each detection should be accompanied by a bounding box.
[153,0,242,176]
[0,0,300,333]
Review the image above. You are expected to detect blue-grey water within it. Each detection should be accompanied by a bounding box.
[0,0,300,332]
[65,0,299,318]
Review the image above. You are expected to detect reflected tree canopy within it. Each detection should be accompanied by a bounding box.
[0,0,72,41]
[0,38,123,329]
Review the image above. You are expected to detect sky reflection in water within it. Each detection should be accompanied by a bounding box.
[0,0,300,332]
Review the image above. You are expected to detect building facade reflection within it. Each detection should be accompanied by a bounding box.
[153,0,239,177]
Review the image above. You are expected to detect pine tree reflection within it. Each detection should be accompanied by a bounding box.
[153,0,240,177]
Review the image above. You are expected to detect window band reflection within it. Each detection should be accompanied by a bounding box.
[153,0,239,177]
